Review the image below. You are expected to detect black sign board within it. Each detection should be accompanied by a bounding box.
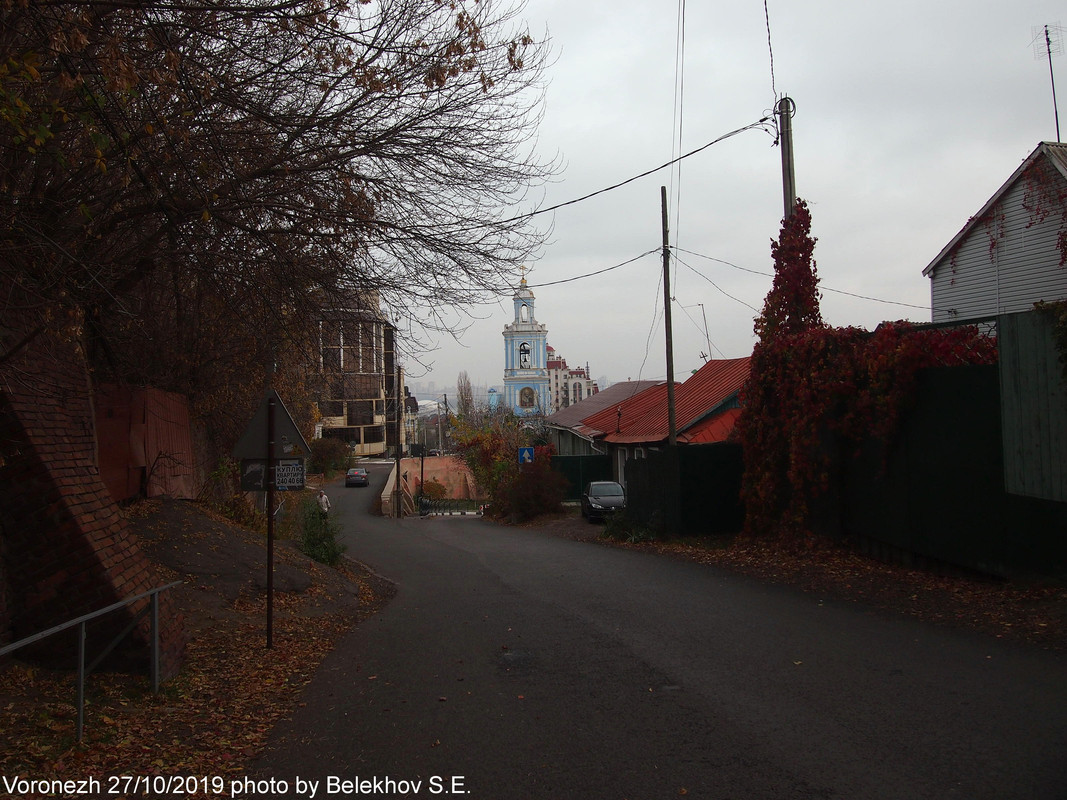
[240,458,306,491]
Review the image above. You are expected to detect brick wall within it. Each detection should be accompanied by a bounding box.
[0,327,185,679]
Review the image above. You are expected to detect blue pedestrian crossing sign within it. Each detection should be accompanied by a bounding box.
[518,447,535,464]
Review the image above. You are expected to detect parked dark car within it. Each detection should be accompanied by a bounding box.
[580,481,626,521]
[345,467,369,487]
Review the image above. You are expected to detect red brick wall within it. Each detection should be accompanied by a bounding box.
[0,328,185,678]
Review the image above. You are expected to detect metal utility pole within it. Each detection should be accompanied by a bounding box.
[1037,24,1062,141]
[393,362,402,518]
[661,186,677,446]
[699,303,712,360]
[777,95,797,219]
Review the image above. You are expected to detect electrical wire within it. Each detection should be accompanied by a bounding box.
[638,265,665,382]
[669,0,688,277]
[764,0,777,103]
[525,249,659,289]
[503,118,773,226]
[674,247,955,315]
[673,300,725,358]
[672,252,761,313]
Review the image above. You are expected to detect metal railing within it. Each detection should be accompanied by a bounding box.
[418,497,483,516]
[0,581,183,741]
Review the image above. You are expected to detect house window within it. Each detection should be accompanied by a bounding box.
[635,447,645,459]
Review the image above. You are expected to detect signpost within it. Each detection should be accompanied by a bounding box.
[518,447,534,464]
[240,459,306,491]
[232,390,312,649]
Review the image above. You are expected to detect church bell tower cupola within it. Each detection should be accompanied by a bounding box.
[502,271,550,415]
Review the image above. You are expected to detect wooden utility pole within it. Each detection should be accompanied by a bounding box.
[661,186,677,446]
[777,95,797,219]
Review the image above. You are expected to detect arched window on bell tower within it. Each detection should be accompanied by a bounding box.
[520,303,530,323]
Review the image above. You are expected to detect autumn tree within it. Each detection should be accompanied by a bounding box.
[451,406,565,521]
[1,0,554,451]
[456,371,474,420]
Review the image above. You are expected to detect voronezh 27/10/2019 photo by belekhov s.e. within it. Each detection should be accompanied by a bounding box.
[1,774,469,797]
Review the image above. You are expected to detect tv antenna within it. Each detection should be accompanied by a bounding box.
[1033,23,1063,141]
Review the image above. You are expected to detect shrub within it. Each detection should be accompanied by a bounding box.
[421,477,448,500]
[601,512,656,544]
[495,452,568,523]
[298,497,346,565]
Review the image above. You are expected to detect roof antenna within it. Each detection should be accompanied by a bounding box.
[1033,23,1063,142]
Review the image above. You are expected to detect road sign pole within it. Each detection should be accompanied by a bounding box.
[266,395,275,650]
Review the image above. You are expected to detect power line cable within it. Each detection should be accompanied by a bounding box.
[502,118,773,226]
[670,0,688,274]
[673,299,725,358]
[525,249,659,289]
[673,252,761,313]
[674,247,954,315]
[764,0,777,102]
[638,265,665,382]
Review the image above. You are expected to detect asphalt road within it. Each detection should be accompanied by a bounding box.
[255,462,1067,799]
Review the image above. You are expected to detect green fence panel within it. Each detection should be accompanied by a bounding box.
[551,454,611,501]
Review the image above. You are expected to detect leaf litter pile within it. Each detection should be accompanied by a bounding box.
[0,499,393,798]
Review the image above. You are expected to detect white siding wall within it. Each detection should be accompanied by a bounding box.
[931,171,1067,322]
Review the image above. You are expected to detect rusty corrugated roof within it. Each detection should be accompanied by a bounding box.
[584,383,673,443]
[545,380,660,430]
[680,407,743,444]
[579,358,750,445]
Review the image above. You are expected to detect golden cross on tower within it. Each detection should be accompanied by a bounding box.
[519,265,527,286]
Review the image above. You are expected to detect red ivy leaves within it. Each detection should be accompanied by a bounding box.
[753,200,823,341]
[737,201,998,543]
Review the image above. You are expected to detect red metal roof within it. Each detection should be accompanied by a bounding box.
[577,358,750,445]
[582,383,672,442]
[545,380,660,430]
[680,407,742,444]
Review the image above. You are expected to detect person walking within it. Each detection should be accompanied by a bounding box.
[317,489,331,520]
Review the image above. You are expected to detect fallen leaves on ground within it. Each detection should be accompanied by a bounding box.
[0,501,390,798]
[640,536,1067,650]
[537,510,1067,652]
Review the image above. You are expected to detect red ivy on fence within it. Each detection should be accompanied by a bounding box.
[736,200,998,543]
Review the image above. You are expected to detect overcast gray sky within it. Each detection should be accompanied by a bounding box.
[408,0,1064,398]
